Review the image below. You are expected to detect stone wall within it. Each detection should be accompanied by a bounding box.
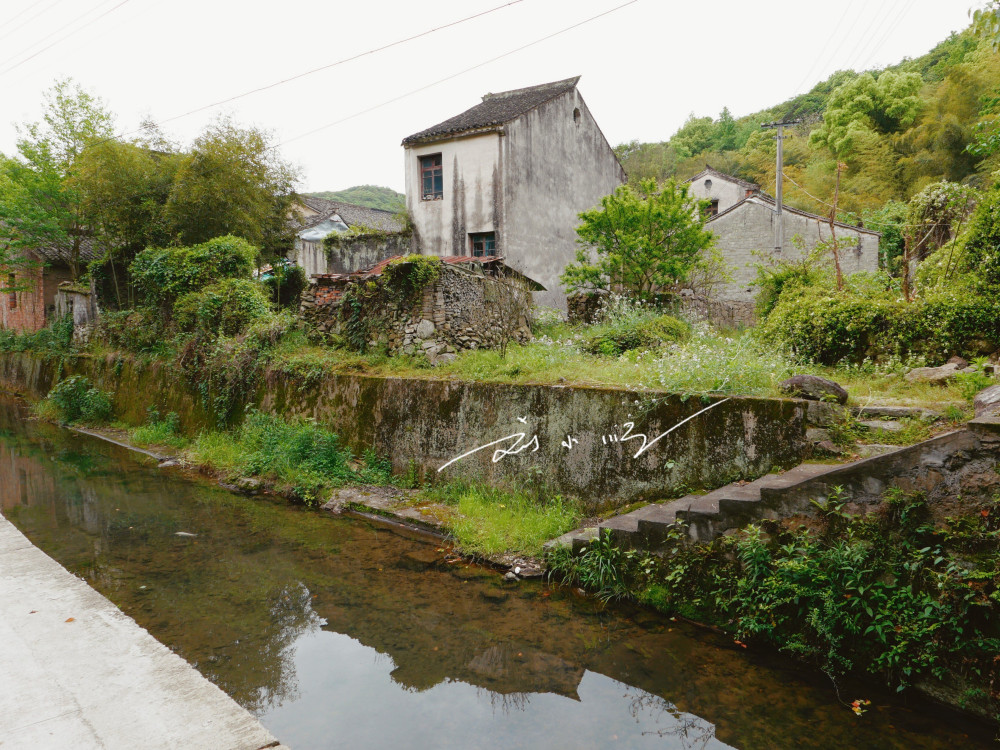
[300,264,532,363]
[293,232,412,278]
[0,351,809,512]
[676,294,757,329]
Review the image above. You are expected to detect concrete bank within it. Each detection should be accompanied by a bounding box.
[0,514,286,750]
[0,352,808,512]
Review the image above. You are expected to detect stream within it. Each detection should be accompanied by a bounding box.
[0,394,993,749]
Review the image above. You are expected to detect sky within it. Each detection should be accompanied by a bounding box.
[0,0,982,194]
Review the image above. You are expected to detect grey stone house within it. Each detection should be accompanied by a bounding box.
[686,167,880,303]
[289,196,409,278]
[401,76,626,308]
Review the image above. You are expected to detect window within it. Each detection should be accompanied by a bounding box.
[706,199,719,218]
[573,107,581,126]
[470,232,496,258]
[420,154,443,200]
[6,273,15,310]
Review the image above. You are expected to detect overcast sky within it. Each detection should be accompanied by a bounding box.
[0,0,981,194]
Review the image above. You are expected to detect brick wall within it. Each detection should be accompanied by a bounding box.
[0,264,46,333]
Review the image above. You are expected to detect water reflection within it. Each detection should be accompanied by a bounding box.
[1,395,994,749]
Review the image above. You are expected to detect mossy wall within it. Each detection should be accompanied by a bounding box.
[0,352,809,511]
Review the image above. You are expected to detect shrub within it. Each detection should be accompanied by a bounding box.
[96,308,168,353]
[262,264,307,309]
[962,185,1000,288]
[130,235,258,307]
[583,313,689,356]
[759,288,1000,365]
[0,315,74,356]
[174,278,273,337]
[46,375,113,424]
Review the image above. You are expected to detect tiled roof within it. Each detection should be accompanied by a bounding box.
[686,166,760,192]
[30,237,98,265]
[402,76,580,145]
[708,194,882,236]
[294,197,405,234]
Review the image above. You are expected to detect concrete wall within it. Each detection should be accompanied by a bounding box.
[709,199,880,301]
[502,91,626,309]
[293,233,413,278]
[0,352,808,512]
[687,174,751,214]
[405,132,502,259]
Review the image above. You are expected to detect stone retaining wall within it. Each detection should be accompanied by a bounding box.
[0,351,809,512]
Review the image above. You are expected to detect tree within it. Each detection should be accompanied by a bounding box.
[560,179,715,300]
[809,71,923,157]
[971,1,1000,51]
[164,118,299,255]
[3,78,114,279]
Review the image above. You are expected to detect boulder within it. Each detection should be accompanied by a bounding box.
[904,362,964,384]
[974,384,1000,417]
[415,319,435,338]
[806,400,847,426]
[946,356,969,370]
[779,375,848,405]
[858,419,905,432]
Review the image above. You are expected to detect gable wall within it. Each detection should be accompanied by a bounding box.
[501,91,626,308]
[687,174,753,214]
[0,257,69,333]
[709,201,880,301]
[404,132,501,258]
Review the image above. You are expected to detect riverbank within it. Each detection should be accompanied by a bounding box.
[0,513,286,749]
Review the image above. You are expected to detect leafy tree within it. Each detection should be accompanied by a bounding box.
[809,71,923,156]
[962,184,1000,287]
[164,118,299,255]
[560,179,715,299]
[3,78,114,279]
[971,1,1000,51]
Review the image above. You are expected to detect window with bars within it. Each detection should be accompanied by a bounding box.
[420,154,443,200]
[470,232,496,258]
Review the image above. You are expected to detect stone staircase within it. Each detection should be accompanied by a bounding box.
[546,414,1000,555]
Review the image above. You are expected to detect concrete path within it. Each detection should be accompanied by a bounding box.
[0,514,287,750]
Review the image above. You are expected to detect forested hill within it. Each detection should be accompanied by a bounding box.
[307,185,404,211]
[617,26,1000,220]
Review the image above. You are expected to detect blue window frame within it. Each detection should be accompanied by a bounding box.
[470,232,496,258]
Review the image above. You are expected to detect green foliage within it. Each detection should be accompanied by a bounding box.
[130,235,258,307]
[859,201,907,273]
[188,410,391,505]
[561,178,715,299]
[549,491,1000,695]
[971,1,1000,52]
[306,185,405,211]
[962,184,1000,288]
[431,483,580,557]
[46,375,112,424]
[380,255,442,297]
[173,278,272,337]
[130,408,186,449]
[95,307,170,354]
[262,263,307,309]
[759,287,1000,365]
[164,117,299,254]
[954,364,995,403]
[754,246,829,317]
[0,315,74,356]
[582,304,689,356]
[904,181,978,262]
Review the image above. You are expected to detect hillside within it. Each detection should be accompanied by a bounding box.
[307,185,404,211]
[617,27,999,221]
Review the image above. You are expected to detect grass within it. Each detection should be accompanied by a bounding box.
[421,482,581,557]
[186,410,393,505]
[129,411,189,450]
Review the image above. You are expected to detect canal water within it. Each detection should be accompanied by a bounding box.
[0,394,993,749]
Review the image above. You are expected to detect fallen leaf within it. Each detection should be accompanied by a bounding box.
[28,610,37,614]
[65,617,75,623]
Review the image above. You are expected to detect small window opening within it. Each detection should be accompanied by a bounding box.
[704,179,712,190]
[420,154,443,200]
[573,107,581,126]
[470,232,496,258]
[705,200,719,219]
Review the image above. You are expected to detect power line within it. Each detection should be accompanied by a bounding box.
[0,2,38,30]
[154,0,528,130]
[790,0,858,95]
[854,0,916,72]
[0,0,133,78]
[0,0,120,70]
[0,0,64,44]
[277,0,640,149]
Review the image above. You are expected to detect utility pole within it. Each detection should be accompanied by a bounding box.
[761,119,802,252]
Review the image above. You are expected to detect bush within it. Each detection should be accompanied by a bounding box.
[174,278,273,337]
[130,235,258,307]
[963,185,1000,288]
[759,287,1000,365]
[46,375,113,424]
[0,315,74,356]
[96,308,168,353]
[262,264,307,309]
[583,313,689,356]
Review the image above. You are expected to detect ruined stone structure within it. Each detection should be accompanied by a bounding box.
[402,76,626,309]
[686,168,881,303]
[300,257,533,363]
